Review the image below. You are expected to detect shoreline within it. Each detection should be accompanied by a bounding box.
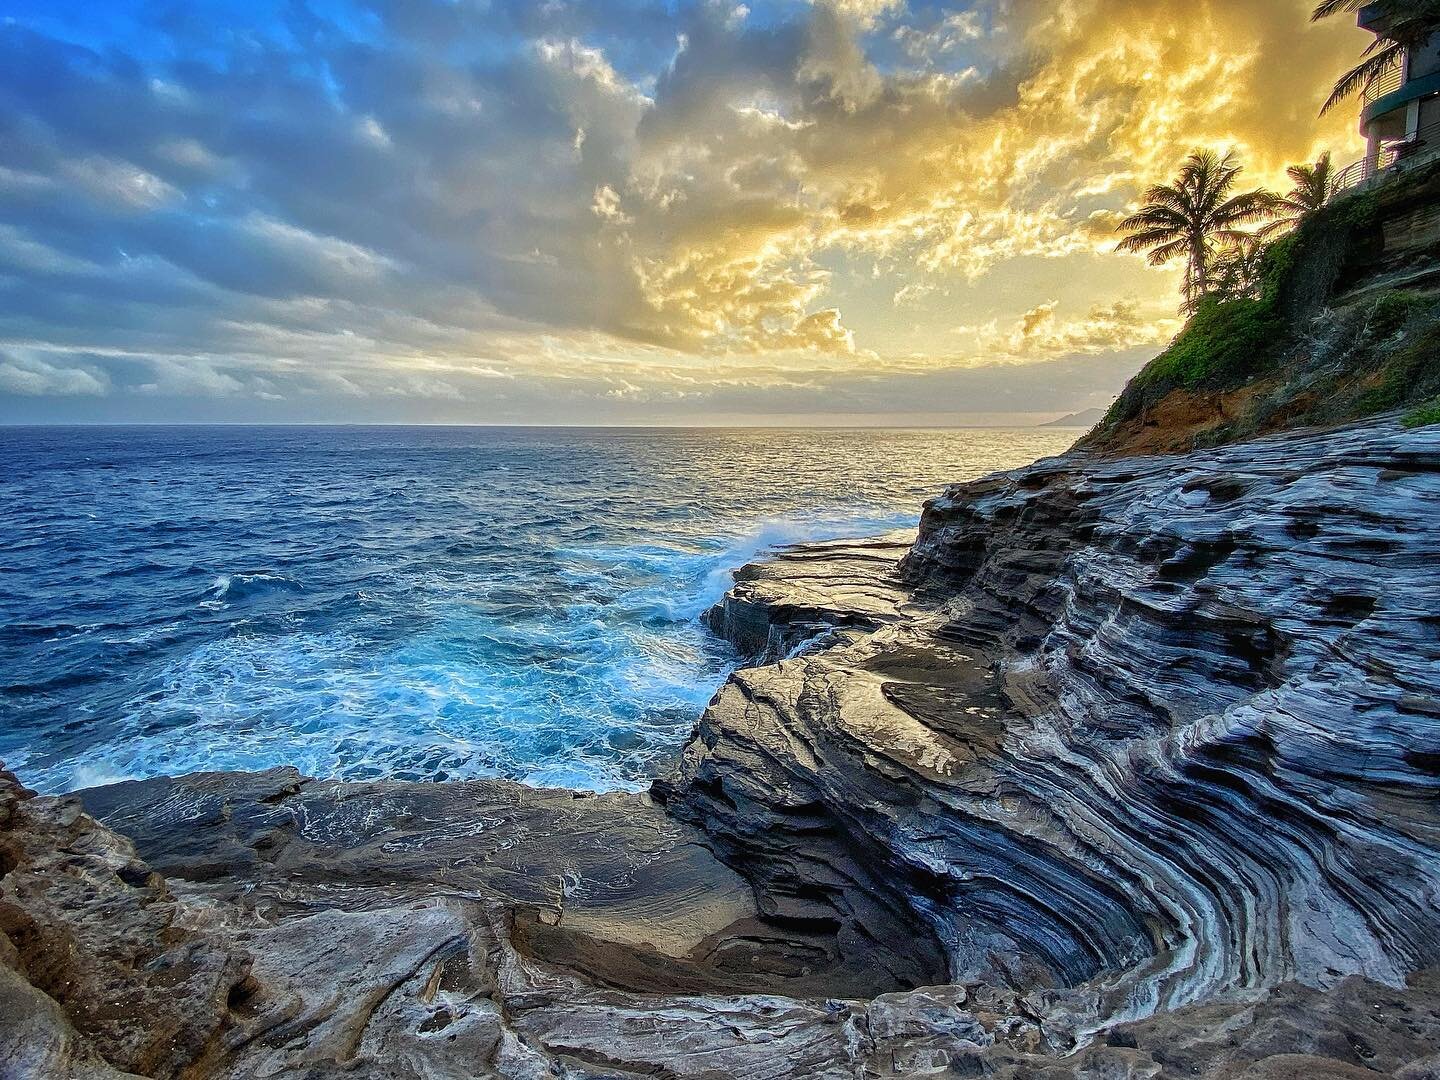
[5,415,1440,1078]
[7,423,1080,800]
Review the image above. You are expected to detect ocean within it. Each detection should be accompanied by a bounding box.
[0,425,1076,794]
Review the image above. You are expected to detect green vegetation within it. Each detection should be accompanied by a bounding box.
[1088,11,1440,452]
[1367,289,1433,338]
[1403,398,1440,427]
[1134,296,1281,390]
[1350,311,1440,415]
[1209,236,1268,302]
[1115,148,1381,318]
[1122,228,1313,396]
[1094,154,1440,451]
[1112,146,1356,318]
[1103,149,1404,414]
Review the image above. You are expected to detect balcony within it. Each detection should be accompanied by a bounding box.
[1362,57,1404,106]
[1362,65,1440,127]
[1332,117,1440,197]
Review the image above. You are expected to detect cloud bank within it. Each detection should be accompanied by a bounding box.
[0,0,1361,423]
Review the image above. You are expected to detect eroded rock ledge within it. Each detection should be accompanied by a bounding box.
[4,417,1440,1078]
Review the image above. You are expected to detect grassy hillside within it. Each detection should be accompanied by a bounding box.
[1084,162,1440,455]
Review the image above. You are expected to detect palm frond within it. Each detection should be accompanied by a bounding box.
[1256,215,1300,239]
[1211,228,1263,248]
[1312,0,1362,21]
[1116,148,1282,311]
[1116,228,1183,254]
[1116,205,1189,231]
[1138,183,1189,212]
[1146,239,1189,265]
[1212,189,1282,227]
[1321,40,1407,113]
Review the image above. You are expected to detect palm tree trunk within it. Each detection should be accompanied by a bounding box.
[1191,236,1207,303]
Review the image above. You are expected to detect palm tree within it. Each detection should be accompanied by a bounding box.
[1314,0,1440,114]
[1116,150,1278,313]
[1259,152,1334,237]
[1210,236,1268,301]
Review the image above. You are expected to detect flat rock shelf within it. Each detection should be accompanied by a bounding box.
[3,415,1440,1079]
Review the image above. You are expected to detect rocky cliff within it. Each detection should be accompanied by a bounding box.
[1084,161,1440,457]
[4,417,1440,1079]
[669,417,1440,1038]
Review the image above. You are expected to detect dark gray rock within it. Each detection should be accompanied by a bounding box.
[703,532,918,662]
[76,767,930,1001]
[669,417,1440,1043]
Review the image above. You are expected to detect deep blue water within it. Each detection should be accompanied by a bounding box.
[0,425,1075,793]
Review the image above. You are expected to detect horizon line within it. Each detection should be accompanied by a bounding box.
[0,420,1093,431]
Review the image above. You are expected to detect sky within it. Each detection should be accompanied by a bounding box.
[0,0,1368,425]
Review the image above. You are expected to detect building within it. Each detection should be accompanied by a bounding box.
[1357,2,1440,178]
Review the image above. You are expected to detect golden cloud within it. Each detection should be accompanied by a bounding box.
[587,0,1360,361]
[4,0,1369,420]
[953,298,1183,364]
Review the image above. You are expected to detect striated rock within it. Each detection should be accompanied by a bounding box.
[1094,969,1440,1079]
[75,766,926,999]
[703,532,918,662]
[0,766,251,1079]
[668,417,1440,1043]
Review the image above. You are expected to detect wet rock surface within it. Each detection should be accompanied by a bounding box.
[4,417,1440,1078]
[701,532,918,662]
[676,418,1440,1026]
[75,766,916,999]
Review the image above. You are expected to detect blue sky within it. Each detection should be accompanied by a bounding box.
[0,0,1361,424]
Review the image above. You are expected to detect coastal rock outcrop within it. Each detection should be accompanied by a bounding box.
[701,533,918,662]
[3,416,1440,1078]
[0,766,251,1079]
[671,416,1440,1039]
[75,765,935,999]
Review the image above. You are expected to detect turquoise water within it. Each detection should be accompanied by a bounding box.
[0,425,1074,793]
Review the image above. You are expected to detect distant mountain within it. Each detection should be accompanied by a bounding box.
[1041,407,1106,428]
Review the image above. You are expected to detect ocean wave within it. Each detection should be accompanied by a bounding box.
[202,571,303,607]
[683,510,917,619]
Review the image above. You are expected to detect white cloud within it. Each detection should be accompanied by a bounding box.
[240,215,398,282]
[0,352,110,396]
[132,357,245,397]
[62,156,179,210]
[0,225,97,275]
[893,282,938,308]
[953,298,1181,363]
[815,0,905,30]
[893,12,984,61]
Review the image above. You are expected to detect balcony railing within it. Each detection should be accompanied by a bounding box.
[1362,57,1405,105]
[1330,118,1440,198]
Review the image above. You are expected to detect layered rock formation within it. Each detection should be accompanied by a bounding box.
[701,532,919,662]
[4,416,1440,1078]
[670,417,1440,1044]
